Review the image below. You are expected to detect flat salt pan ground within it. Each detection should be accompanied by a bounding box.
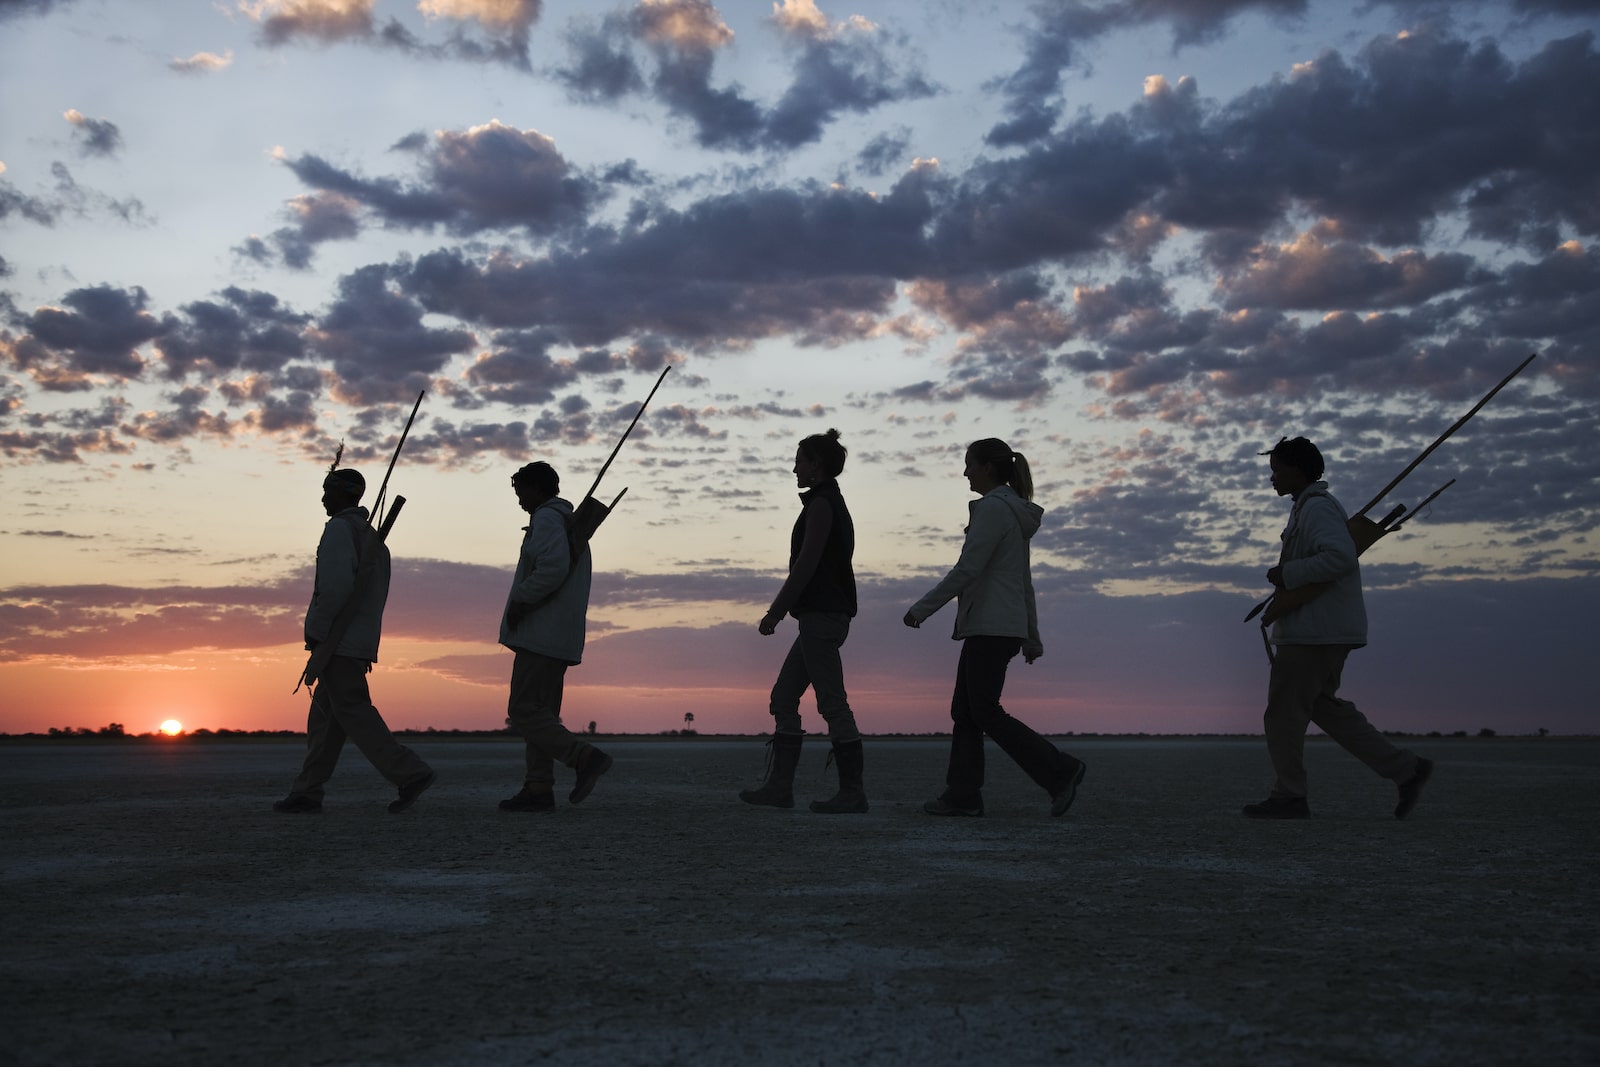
[1,738,1596,1066]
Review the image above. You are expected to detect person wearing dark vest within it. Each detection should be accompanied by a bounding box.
[273,468,435,814]
[740,429,865,813]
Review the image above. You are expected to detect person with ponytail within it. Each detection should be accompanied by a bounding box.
[740,428,867,814]
[904,438,1086,817]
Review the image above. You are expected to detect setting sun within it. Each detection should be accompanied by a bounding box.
[159,720,183,736]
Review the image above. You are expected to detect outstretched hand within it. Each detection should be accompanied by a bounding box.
[902,609,920,628]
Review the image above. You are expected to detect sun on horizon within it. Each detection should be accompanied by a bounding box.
[159,719,183,736]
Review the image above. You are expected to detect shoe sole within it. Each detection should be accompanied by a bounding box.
[1050,760,1087,817]
[922,802,983,817]
[1241,806,1310,819]
[569,751,614,804]
[739,792,795,808]
[388,772,436,814]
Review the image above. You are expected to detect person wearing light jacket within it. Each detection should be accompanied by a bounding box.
[1244,436,1433,820]
[273,468,435,814]
[496,461,613,812]
[904,438,1087,818]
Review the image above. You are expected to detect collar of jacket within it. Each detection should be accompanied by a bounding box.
[1291,481,1331,508]
[798,477,841,503]
[520,496,571,533]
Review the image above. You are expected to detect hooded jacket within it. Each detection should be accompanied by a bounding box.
[500,497,592,665]
[303,506,389,662]
[909,484,1043,653]
[1270,481,1368,648]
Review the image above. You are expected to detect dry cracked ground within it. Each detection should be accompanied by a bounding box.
[2,736,1596,1066]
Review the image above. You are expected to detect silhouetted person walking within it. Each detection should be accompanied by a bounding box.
[1244,437,1433,820]
[274,468,435,814]
[497,461,612,812]
[741,429,866,813]
[905,439,1085,818]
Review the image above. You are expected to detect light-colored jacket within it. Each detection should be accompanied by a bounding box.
[1270,482,1368,648]
[500,497,592,665]
[909,485,1043,655]
[304,507,389,661]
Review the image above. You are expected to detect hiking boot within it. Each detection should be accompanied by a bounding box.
[272,794,322,814]
[1395,757,1434,820]
[499,787,556,812]
[1050,754,1087,817]
[569,746,613,804]
[922,793,983,817]
[810,738,868,814]
[1242,796,1310,820]
[388,770,436,813]
[739,733,803,809]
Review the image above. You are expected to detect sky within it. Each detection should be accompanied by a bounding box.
[1,0,1596,739]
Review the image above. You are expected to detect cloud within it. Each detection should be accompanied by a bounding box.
[308,263,477,404]
[243,0,377,46]
[268,121,602,258]
[2,564,1592,733]
[169,49,234,74]
[5,284,169,388]
[0,162,149,227]
[763,2,935,150]
[1218,228,1479,310]
[63,109,123,157]
[552,0,932,152]
[983,0,1310,146]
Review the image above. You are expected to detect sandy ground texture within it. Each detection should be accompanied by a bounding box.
[1,736,1596,1067]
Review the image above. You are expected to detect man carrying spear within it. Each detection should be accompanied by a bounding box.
[1243,437,1433,820]
[496,460,613,812]
[272,467,436,814]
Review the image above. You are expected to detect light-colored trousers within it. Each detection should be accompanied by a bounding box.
[1265,643,1418,799]
[508,650,591,790]
[769,611,860,743]
[289,655,432,800]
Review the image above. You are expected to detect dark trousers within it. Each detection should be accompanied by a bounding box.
[288,655,431,800]
[945,636,1066,800]
[507,650,592,790]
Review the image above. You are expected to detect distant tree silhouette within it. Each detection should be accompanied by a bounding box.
[587,721,597,735]
[1478,728,1497,738]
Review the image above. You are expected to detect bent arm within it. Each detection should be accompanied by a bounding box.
[907,500,1006,623]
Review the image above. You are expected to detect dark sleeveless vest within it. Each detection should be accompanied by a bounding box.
[789,478,857,617]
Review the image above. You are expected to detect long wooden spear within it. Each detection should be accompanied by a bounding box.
[570,365,671,544]
[1245,351,1538,627]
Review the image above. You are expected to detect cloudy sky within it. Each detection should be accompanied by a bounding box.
[1,0,1595,739]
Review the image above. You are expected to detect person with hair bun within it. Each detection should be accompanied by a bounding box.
[904,438,1086,818]
[740,428,867,814]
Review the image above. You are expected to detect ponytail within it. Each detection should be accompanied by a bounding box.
[967,437,1033,500]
